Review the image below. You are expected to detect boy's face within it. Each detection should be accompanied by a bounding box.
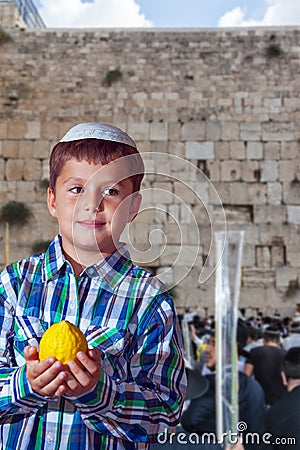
[47,157,141,266]
[205,337,216,370]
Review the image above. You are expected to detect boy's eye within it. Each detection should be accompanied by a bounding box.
[69,186,83,194]
[103,187,120,197]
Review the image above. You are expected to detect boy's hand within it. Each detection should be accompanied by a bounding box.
[24,346,102,399]
[24,345,68,398]
[63,348,102,398]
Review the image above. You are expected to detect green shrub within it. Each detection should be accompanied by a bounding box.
[103,68,122,87]
[0,27,13,45]
[0,201,32,225]
[266,43,283,58]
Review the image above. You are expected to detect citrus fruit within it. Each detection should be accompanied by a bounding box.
[39,320,88,365]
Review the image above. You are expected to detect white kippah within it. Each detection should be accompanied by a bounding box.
[59,122,137,149]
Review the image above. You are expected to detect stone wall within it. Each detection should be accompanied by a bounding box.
[0,2,300,316]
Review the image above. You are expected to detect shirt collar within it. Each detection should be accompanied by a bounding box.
[42,235,66,282]
[42,235,133,290]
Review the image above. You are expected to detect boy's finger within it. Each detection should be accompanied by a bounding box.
[67,360,91,385]
[38,372,67,398]
[77,351,101,376]
[24,345,39,361]
[32,361,65,387]
[87,348,102,361]
[63,370,81,391]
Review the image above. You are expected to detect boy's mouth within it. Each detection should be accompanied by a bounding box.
[78,220,106,229]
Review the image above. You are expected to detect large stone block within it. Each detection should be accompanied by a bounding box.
[229,141,245,160]
[127,123,150,140]
[242,244,256,267]
[279,161,298,182]
[254,205,286,224]
[0,181,17,202]
[229,182,248,205]
[256,246,271,268]
[5,159,23,181]
[185,141,214,160]
[283,181,300,205]
[181,121,205,140]
[206,121,221,140]
[220,160,241,181]
[7,122,25,140]
[260,161,278,182]
[0,123,7,139]
[23,159,42,181]
[221,122,239,141]
[275,267,299,288]
[271,246,285,267]
[264,142,280,160]
[281,142,300,159]
[151,181,173,204]
[239,286,266,311]
[150,122,168,141]
[248,183,267,205]
[206,161,220,182]
[209,182,230,204]
[246,141,263,160]
[214,142,230,160]
[242,268,274,287]
[241,161,260,182]
[287,206,300,224]
[16,181,36,202]
[2,141,19,159]
[267,182,282,205]
[262,122,294,141]
[25,122,41,140]
[240,122,262,141]
[224,204,252,223]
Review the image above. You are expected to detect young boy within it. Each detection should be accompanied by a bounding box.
[0,123,186,449]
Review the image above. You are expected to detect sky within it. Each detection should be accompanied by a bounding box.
[37,0,300,28]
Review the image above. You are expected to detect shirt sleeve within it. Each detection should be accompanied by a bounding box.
[71,293,187,443]
[0,267,47,418]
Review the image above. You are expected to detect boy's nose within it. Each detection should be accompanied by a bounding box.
[83,195,104,212]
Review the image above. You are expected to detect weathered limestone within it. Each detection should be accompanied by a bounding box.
[0,3,300,315]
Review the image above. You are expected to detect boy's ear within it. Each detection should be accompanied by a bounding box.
[47,187,57,218]
[128,193,142,223]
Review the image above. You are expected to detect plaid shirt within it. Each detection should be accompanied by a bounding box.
[0,235,186,450]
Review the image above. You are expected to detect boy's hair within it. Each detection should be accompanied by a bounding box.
[49,138,144,193]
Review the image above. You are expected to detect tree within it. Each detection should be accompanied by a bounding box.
[0,201,32,265]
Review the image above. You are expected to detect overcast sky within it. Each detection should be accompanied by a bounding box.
[37,0,300,28]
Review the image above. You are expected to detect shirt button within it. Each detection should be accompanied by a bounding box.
[46,433,53,443]
[18,329,25,338]
[113,340,122,351]
[87,267,96,276]
[70,301,76,309]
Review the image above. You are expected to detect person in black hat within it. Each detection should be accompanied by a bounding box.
[244,326,286,405]
[259,347,300,449]
[185,367,209,401]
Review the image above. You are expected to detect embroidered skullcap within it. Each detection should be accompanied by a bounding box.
[59,122,137,149]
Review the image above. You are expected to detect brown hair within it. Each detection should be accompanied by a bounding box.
[49,138,144,193]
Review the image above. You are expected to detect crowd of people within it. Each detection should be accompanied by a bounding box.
[151,309,300,449]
